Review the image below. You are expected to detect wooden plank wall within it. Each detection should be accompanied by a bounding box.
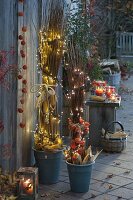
[0,0,19,173]
[0,0,39,172]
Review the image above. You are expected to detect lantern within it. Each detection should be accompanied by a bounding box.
[17,167,38,200]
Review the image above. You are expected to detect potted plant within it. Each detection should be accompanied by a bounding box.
[63,117,102,193]
[33,111,64,185]
[32,1,65,185]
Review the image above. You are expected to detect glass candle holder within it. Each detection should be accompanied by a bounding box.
[95,87,104,96]
[105,86,116,98]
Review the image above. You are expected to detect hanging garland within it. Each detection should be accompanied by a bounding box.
[17,0,27,129]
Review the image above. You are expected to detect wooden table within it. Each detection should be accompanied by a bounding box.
[85,100,121,147]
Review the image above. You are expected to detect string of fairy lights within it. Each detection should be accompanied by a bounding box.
[63,39,90,122]
[34,1,65,151]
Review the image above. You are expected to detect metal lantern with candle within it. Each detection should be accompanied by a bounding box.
[17,167,38,200]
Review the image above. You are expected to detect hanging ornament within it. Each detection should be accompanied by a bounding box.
[22,79,27,85]
[18,75,23,79]
[22,88,27,93]
[21,53,26,58]
[19,122,25,128]
[22,26,27,32]
[18,108,24,113]
[18,35,23,40]
[22,65,27,70]
[21,40,26,45]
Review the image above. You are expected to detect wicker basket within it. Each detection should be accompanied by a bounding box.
[101,121,127,153]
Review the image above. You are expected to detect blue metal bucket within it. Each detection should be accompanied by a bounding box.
[67,161,95,193]
[33,149,62,184]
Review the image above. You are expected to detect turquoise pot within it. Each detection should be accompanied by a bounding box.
[33,148,62,184]
[66,161,95,193]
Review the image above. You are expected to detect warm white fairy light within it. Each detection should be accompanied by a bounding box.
[72,90,75,94]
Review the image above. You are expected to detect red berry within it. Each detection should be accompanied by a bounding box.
[21,40,26,45]
[22,79,27,85]
[18,35,23,40]
[18,75,23,79]
[22,65,27,70]
[18,108,23,113]
[22,88,27,93]
[22,26,27,32]
[19,123,25,128]
[21,53,26,58]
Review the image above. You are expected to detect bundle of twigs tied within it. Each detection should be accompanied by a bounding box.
[64,36,86,119]
[39,1,65,79]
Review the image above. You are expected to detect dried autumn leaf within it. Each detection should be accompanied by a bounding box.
[54,194,61,198]
[124,170,130,174]
[40,193,50,197]
[108,184,113,189]
[107,174,113,178]
[91,193,96,198]
[114,162,121,166]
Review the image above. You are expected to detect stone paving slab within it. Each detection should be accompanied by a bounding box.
[106,153,133,162]
[43,182,70,193]
[111,161,133,170]
[63,190,101,200]
[97,158,133,170]
[38,189,61,200]
[119,170,133,179]
[92,170,115,181]
[59,175,69,182]
[90,180,120,193]
[94,162,128,175]
[124,183,133,190]
[107,187,133,199]
[104,175,133,187]
[87,194,127,200]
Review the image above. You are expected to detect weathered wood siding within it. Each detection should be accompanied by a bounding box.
[0,0,18,173]
[0,0,39,172]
